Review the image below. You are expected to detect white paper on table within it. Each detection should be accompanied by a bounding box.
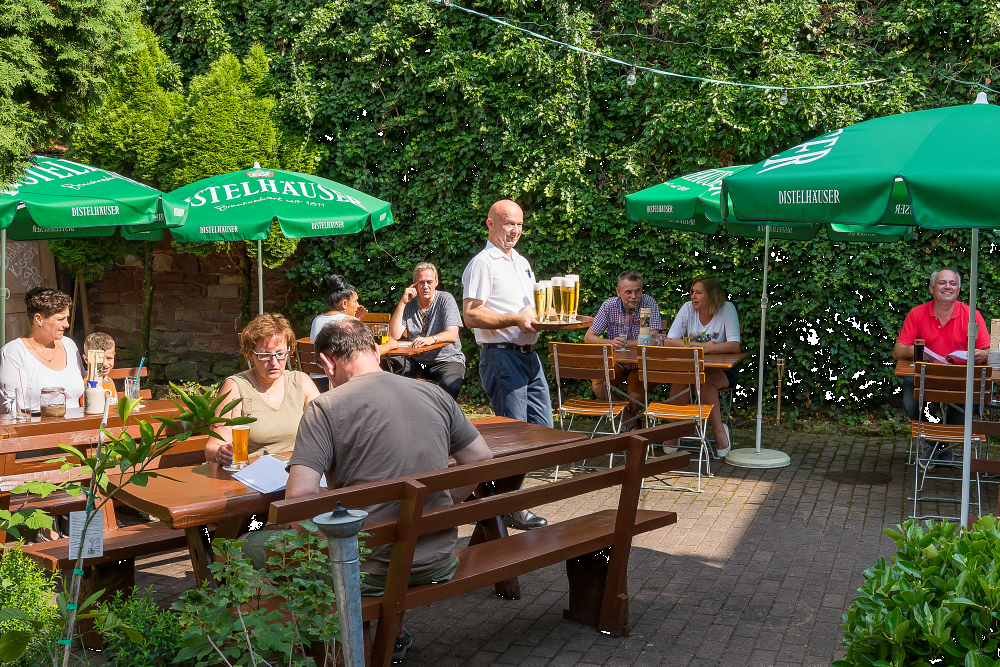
[68,510,104,559]
[233,455,326,493]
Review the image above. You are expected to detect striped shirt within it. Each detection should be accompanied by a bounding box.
[589,294,663,341]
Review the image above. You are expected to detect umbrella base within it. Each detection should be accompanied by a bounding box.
[725,447,790,469]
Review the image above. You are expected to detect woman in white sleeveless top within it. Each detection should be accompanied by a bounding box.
[0,288,86,414]
[663,275,742,457]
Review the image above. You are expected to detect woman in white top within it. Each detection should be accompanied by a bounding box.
[663,275,742,456]
[0,288,86,414]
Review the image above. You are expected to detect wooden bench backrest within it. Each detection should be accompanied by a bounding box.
[637,346,706,386]
[912,362,992,407]
[269,421,692,666]
[548,342,615,382]
[108,367,149,380]
[361,313,391,323]
[295,338,324,376]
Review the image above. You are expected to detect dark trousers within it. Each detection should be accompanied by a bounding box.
[385,358,465,400]
[478,347,554,428]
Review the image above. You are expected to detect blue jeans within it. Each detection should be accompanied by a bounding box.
[478,347,554,428]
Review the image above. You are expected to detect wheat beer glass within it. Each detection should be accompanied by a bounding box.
[550,278,564,321]
[558,278,572,322]
[565,274,580,321]
[533,282,548,321]
[541,280,554,322]
[226,426,250,471]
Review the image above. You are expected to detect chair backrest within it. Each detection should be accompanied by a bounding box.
[635,346,705,387]
[361,313,391,323]
[108,367,149,380]
[912,362,992,413]
[295,337,324,376]
[547,342,615,382]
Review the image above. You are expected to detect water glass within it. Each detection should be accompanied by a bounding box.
[13,388,31,421]
[124,376,142,406]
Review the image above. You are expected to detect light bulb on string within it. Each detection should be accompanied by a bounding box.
[442,0,450,6]
[627,66,636,86]
[779,88,789,106]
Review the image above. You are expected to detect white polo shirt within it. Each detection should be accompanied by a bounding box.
[462,241,539,345]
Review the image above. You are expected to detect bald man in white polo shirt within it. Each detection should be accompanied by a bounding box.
[462,199,550,531]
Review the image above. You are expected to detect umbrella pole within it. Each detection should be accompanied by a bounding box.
[961,228,979,528]
[257,240,264,316]
[725,225,790,469]
[754,225,770,453]
[1,228,6,345]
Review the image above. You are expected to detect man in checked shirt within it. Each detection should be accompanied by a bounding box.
[584,270,662,429]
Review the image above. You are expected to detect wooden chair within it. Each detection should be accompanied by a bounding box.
[360,313,391,323]
[294,337,324,377]
[910,362,992,520]
[105,367,153,399]
[266,422,694,667]
[636,345,714,492]
[548,342,628,438]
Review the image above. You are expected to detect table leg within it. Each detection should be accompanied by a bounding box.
[185,525,214,587]
[471,476,526,599]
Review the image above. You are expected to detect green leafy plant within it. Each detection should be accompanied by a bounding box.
[837,517,1000,667]
[101,587,195,667]
[173,527,339,667]
[0,546,58,667]
[0,385,245,667]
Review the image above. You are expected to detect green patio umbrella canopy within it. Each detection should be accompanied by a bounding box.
[721,93,1000,524]
[0,157,187,341]
[626,168,912,469]
[170,163,395,314]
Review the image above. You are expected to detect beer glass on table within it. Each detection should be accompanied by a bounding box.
[913,338,925,365]
[224,398,252,471]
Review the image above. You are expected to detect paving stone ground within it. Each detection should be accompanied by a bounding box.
[132,426,995,666]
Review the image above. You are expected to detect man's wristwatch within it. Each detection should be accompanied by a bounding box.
[431,335,438,344]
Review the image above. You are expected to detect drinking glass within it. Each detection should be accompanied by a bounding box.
[124,376,143,407]
[226,426,250,471]
[533,283,548,322]
[542,281,554,321]
[913,338,925,364]
[13,388,31,422]
[550,278,564,322]
[565,274,580,321]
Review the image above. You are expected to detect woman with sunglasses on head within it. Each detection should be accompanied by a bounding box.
[206,313,320,466]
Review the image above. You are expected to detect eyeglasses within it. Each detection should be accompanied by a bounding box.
[252,349,290,362]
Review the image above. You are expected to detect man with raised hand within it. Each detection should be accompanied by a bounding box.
[462,199,550,531]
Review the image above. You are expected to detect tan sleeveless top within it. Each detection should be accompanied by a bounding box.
[227,370,306,456]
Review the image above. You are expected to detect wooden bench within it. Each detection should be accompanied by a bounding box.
[267,421,694,667]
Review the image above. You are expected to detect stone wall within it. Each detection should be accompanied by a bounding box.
[87,238,300,383]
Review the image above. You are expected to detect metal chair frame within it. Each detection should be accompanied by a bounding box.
[909,362,991,521]
[638,345,714,493]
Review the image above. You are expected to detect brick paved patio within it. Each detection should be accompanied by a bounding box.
[132,426,988,666]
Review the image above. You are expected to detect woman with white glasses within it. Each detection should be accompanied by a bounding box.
[205,313,320,465]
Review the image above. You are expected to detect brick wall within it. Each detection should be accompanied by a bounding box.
[87,238,299,383]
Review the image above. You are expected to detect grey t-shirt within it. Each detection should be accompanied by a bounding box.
[400,291,466,365]
[289,371,480,575]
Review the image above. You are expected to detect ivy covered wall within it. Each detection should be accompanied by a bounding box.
[125,0,1000,412]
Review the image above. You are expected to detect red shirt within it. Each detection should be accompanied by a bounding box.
[896,300,989,356]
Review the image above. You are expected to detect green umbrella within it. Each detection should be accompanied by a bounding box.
[721,93,1000,524]
[626,168,912,469]
[0,157,187,340]
[170,163,395,313]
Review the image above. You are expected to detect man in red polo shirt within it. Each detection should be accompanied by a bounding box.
[893,268,989,463]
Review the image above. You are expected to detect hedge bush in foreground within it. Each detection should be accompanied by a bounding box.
[837,517,1000,667]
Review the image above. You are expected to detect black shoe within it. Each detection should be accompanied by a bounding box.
[504,509,547,530]
[393,629,412,663]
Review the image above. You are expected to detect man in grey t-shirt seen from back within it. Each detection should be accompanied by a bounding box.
[385,261,466,399]
[286,318,493,662]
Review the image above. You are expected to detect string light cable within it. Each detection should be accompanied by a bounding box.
[933,68,1000,94]
[430,0,887,91]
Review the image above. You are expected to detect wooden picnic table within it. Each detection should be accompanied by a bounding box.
[0,399,180,438]
[108,416,589,586]
[610,349,746,369]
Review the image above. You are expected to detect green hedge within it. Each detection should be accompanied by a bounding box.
[136,0,1000,412]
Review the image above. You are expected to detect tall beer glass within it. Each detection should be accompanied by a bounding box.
[226,426,250,471]
[565,274,580,321]
[533,283,548,321]
[550,278,564,321]
[542,281,554,321]
[558,278,572,322]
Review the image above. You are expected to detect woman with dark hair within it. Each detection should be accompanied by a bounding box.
[0,287,86,414]
[309,274,369,341]
[663,274,742,457]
